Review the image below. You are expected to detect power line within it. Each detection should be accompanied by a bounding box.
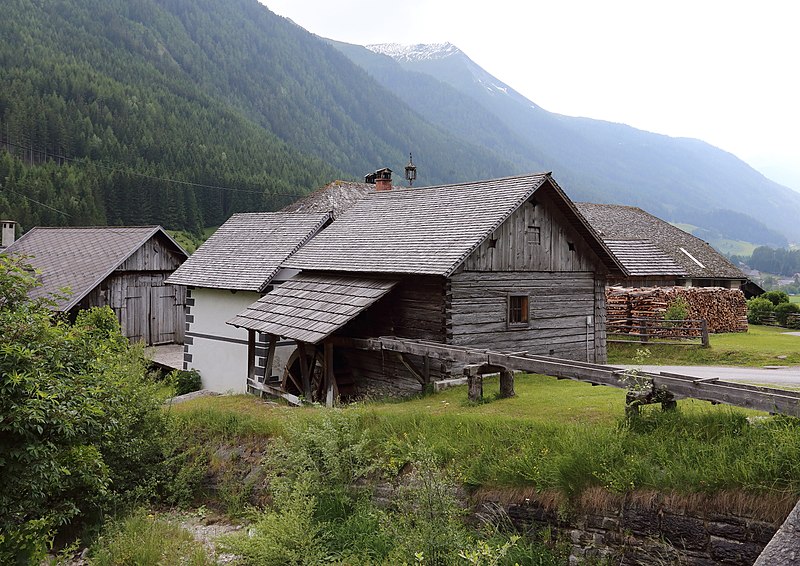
[0,184,71,217]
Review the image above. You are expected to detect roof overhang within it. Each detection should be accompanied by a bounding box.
[227,272,398,344]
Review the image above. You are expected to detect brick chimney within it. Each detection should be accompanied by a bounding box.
[1,220,16,248]
[365,167,393,191]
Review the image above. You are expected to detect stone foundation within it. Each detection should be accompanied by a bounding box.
[487,496,781,565]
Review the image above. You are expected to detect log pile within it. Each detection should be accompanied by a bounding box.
[606,286,748,333]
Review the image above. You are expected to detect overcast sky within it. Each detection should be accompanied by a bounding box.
[262,0,800,191]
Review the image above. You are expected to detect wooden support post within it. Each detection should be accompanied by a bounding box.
[700,319,709,348]
[499,369,515,398]
[247,329,256,382]
[640,321,649,344]
[467,372,483,402]
[324,341,335,408]
[297,341,312,400]
[625,391,641,418]
[264,333,277,381]
[422,355,433,395]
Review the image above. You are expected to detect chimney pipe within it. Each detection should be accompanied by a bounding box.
[365,167,393,191]
[1,220,16,248]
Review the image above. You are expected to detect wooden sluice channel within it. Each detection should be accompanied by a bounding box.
[330,336,800,417]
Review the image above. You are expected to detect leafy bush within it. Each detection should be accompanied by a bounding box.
[774,302,800,326]
[664,297,690,321]
[762,290,790,306]
[171,369,203,396]
[0,256,168,563]
[747,296,775,324]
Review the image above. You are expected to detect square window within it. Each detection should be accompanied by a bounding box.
[508,295,529,326]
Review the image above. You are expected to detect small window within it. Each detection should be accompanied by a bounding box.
[488,238,498,249]
[508,295,529,326]
[528,226,541,244]
[567,242,575,251]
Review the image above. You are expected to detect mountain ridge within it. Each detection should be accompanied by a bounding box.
[352,41,797,246]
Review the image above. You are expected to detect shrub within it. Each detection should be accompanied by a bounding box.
[774,302,800,326]
[747,296,774,324]
[0,256,168,563]
[762,290,790,306]
[171,368,203,396]
[664,297,689,321]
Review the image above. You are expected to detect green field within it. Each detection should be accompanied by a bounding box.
[609,324,800,366]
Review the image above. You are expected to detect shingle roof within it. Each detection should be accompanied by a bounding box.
[575,203,745,279]
[603,240,686,277]
[280,180,375,219]
[228,272,398,343]
[3,226,186,311]
[285,173,622,276]
[166,212,330,292]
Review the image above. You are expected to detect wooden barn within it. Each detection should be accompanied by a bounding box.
[2,225,188,345]
[164,212,332,393]
[575,203,749,290]
[229,173,626,400]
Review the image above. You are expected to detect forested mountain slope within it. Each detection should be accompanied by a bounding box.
[0,0,514,232]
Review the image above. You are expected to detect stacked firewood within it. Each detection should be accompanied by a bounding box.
[606,286,748,333]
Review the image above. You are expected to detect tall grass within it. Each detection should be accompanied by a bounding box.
[89,510,213,566]
[171,375,800,501]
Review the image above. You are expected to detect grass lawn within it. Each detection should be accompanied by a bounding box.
[790,295,800,304]
[608,324,800,366]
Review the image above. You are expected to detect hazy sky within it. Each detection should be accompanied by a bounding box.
[262,0,800,190]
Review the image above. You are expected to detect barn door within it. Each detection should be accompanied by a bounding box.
[123,277,147,344]
[149,275,177,345]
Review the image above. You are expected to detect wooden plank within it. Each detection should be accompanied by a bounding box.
[247,379,303,406]
[297,341,312,399]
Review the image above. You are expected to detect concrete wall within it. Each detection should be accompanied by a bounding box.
[184,287,294,393]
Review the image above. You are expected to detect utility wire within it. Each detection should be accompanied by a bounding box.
[0,184,71,217]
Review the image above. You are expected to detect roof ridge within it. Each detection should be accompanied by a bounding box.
[388,171,550,194]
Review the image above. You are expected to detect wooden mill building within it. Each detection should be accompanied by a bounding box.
[229,173,626,399]
[2,225,188,345]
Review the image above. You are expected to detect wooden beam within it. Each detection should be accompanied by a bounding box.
[395,352,427,386]
[247,378,302,407]
[247,329,256,382]
[324,341,336,408]
[297,341,312,400]
[264,333,277,381]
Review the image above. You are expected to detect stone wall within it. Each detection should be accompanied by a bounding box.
[489,497,779,565]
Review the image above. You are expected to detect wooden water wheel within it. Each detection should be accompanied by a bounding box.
[282,346,325,401]
[281,344,357,403]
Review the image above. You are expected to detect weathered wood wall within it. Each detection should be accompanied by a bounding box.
[337,275,448,396]
[117,235,185,272]
[449,271,603,362]
[462,189,601,273]
[78,272,186,345]
[73,234,186,345]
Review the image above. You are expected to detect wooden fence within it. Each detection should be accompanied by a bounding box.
[607,317,710,347]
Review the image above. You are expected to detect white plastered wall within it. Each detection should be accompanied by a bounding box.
[185,287,294,393]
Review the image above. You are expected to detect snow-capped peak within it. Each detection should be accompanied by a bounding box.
[366,42,461,62]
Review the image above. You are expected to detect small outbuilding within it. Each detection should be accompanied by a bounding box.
[2,225,188,345]
[165,212,332,392]
[575,203,749,289]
